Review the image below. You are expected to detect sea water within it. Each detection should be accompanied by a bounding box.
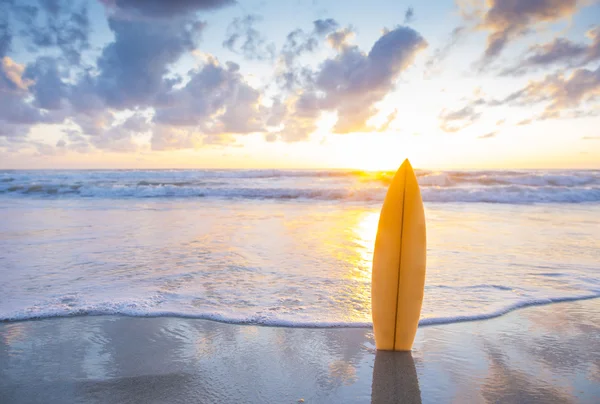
[1,169,599,327]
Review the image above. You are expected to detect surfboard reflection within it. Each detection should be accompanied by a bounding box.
[371,351,422,404]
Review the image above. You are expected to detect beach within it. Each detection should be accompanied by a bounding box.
[2,0,600,400]
[1,169,599,403]
[1,298,599,403]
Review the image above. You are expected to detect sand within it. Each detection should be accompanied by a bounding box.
[1,298,599,403]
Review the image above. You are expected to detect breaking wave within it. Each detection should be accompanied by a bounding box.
[1,169,599,203]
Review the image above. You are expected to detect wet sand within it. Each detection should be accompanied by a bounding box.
[1,298,599,403]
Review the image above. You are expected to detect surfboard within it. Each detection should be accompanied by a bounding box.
[371,159,426,351]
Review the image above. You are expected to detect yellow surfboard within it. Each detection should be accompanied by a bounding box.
[372,159,426,351]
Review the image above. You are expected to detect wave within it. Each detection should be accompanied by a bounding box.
[1,169,600,203]
[418,293,600,326]
[2,183,600,203]
[2,293,598,327]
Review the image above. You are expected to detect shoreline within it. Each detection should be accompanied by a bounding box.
[2,294,599,330]
[2,299,599,403]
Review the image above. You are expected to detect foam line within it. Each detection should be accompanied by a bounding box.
[3,293,599,328]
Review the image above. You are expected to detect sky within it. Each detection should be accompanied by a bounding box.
[0,0,599,170]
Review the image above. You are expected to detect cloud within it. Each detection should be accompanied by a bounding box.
[0,2,12,57]
[425,26,466,76]
[0,56,61,138]
[313,18,339,35]
[54,112,151,153]
[1,56,32,92]
[102,0,235,18]
[478,131,496,139]
[501,26,600,75]
[276,19,341,90]
[273,26,427,140]
[24,57,67,110]
[266,94,321,142]
[71,110,114,136]
[438,105,481,132]
[465,0,580,65]
[90,120,147,153]
[404,7,414,24]
[151,58,266,148]
[326,27,355,51]
[222,14,275,61]
[94,17,206,110]
[582,136,600,140]
[5,0,91,65]
[450,65,600,127]
[377,109,399,132]
[321,26,426,133]
[150,125,201,151]
[503,66,600,113]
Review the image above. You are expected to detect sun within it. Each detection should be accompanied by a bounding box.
[324,133,412,171]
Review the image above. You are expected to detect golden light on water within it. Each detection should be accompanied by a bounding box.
[344,209,380,298]
[353,210,380,275]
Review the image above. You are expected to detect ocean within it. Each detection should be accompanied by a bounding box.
[1,169,599,327]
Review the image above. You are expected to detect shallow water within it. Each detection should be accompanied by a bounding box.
[1,169,599,326]
[1,299,599,403]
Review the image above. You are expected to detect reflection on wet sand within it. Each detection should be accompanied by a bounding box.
[481,343,574,404]
[0,299,599,403]
[371,351,421,404]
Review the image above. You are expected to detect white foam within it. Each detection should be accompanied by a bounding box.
[1,176,599,331]
[2,169,600,203]
[2,293,599,328]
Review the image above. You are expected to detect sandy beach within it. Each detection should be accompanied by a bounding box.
[1,298,598,403]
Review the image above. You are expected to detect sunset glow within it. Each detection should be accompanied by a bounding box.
[1,1,599,169]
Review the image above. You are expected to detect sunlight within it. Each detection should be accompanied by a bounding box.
[351,210,380,280]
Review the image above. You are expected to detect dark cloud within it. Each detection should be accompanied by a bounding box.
[0,0,91,64]
[313,18,340,36]
[0,56,61,134]
[322,26,426,134]
[71,110,114,136]
[222,14,275,61]
[103,0,235,18]
[21,0,90,64]
[24,57,66,110]
[273,26,427,140]
[478,131,496,139]
[438,105,481,133]
[95,17,205,109]
[469,0,579,65]
[501,26,600,76]
[276,19,340,90]
[151,58,266,149]
[121,113,151,132]
[68,70,108,119]
[404,7,414,24]
[0,19,10,57]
